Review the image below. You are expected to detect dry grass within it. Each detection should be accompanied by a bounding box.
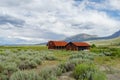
[94,56,120,69]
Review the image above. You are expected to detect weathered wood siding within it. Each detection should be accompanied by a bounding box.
[48,41,55,49]
[66,43,78,51]
[78,46,90,50]
[47,41,90,51]
[66,42,90,51]
[47,41,67,49]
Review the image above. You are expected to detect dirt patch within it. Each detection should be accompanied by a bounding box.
[33,60,59,72]
[107,73,120,80]
[57,71,75,80]
[100,65,120,80]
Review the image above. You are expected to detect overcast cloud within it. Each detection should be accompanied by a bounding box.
[0,0,120,44]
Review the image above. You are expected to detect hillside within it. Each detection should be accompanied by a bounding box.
[88,37,120,46]
[65,30,120,42]
[108,30,120,38]
[65,33,98,42]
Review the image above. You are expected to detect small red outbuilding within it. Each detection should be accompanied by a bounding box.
[66,42,90,51]
[47,41,68,49]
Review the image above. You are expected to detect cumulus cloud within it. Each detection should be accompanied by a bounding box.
[88,0,120,11]
[104,0,120,11]
[0,0,120,44]
[0,15,25,27]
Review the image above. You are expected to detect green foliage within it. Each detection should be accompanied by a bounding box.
[59,62,75,73]
[73,63,107,80]
[32,57,42,65]
[10,71,27,80]
[4,63,18,75]
[10,71,40,80]
[0,46,56,80]
[91,47,120,57]
[18,60,37,70]
[44,55,58,61]
[0,74,8,80]
[58,58,85,73]
[91,44,96,48]
[0,63,4,73]
[39,66,62,80]
[0,45,118,80]
[10,69,59,80]
[92,71,107,80]
[69,52,95,61]
[109,48,120,57]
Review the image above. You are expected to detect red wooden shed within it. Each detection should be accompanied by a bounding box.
[66,42,90,51]
[47,41,68,49]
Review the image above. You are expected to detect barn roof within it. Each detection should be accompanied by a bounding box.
[49,41,68,46]
[72,42,90,46]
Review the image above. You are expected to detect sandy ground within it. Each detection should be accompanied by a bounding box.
[107,73,120,80]
[57,68,120,80]
[57,71,75,80]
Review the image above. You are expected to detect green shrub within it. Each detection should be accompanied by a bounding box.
[92,71,107,80]
[110,48,120,57]
[39,66,62,80]
[29,61,38,68]
[59,56,94,73]
[0,74,8,80]
[73,63,107,80]
[10,71,40,80]
[10,71,27,80]
[58,59,83,73]
[91,47,120,57]
[59,62,75,73]
[69,52,95,61]
[44,55,58,61]
[32,58,42,65]
[0,63,4,73]
[4,63,18,75]
[91,44,96,48]
[103,52,112,56]
[69,53,83,59]
[18,60,37,70]
[18,55,28,61]
[0,52,5,55]
[26,71,40,80]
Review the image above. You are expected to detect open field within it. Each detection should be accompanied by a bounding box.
[88,37,120,47]
[0,45,120,80]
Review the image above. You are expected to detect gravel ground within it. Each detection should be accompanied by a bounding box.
[107,73,120,80]
[57,71,75,80]
[100,66,120,80]
[57,69,120,80]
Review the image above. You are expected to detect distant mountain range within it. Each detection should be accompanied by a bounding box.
[65,30,120,42]
[33,30,120,45]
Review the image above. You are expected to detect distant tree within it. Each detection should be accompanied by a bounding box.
[117,42,120,46]
[91,44,96,48]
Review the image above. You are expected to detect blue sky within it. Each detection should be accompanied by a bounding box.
[0,0,120,44]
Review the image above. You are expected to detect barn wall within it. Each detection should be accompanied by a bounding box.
[48,41,66,50]
[78,46,90,50]
[66,43,78,51]
[48,41,55,49]
[47,41,90,51]
[66,43,90,51]
[54,46,65,49]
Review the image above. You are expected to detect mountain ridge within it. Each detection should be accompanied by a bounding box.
[65,30,120,42]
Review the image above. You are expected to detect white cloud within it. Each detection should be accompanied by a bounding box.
[87,0,120,11]
[0,0,120,44]
[106,0,120,10]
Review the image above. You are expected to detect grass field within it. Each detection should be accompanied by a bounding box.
[0,45,120,80]
[88,37,120,47]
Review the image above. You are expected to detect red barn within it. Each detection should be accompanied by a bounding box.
[66,42,90,51]
[47,41,68,49]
